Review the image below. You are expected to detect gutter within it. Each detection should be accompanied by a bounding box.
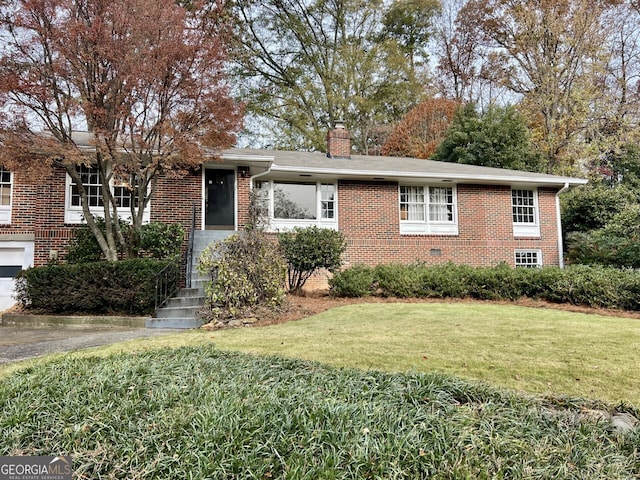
[555,182,571,268]
[268,164,587,187]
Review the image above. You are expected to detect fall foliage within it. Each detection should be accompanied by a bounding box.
[454,0,618,171]
[0,0,242,260]
[381,98,459,159]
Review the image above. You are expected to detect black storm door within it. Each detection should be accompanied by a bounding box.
[205,169,235,229]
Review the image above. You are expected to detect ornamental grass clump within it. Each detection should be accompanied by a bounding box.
[0,348,637,479]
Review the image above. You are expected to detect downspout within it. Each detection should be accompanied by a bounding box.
[249,165,273,228]
[249,165,272,191]
[556,182,570,268]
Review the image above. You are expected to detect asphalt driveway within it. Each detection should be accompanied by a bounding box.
[0,325,181,364]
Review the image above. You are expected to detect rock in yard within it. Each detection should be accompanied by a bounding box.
[610,412,638,435]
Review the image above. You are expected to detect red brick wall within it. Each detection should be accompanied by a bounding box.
[33,167,74,265]
[24,166,206,266]
[0,166,74,266]
[151,165,251,230]
[152,168,202,228]
[1,170,37,233]
[337,181,560,268]
[237,166,251,227]
[327,127,351,158]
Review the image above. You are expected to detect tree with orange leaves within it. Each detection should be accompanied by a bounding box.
[0,0,242,260]
[381,98,459,159]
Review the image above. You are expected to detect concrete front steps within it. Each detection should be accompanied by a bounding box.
[149,230,235,329]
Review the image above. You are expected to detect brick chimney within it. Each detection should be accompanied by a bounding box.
[326,121,351,159]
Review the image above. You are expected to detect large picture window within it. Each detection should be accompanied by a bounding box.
[274,182,317,219]
[512,188,539,237]
[399,185,457,235]
[254,180,338,229]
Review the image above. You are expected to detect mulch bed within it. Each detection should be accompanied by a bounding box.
[254,290,640,327]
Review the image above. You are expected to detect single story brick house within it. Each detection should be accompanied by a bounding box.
[0,125,586,308]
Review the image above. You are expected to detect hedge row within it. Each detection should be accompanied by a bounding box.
[329,263,640,311]
[15,258,177,315]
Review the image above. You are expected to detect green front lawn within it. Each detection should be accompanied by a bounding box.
[209,303,640,405]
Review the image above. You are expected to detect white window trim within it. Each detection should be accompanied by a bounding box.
[257,180,338,231]
[399,184,458,235]
[515,249,542,268]
[0,169,13,225]
[512,187,540,237]
[65,171,151,224]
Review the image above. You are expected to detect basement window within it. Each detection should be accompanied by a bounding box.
[515,249,542,268]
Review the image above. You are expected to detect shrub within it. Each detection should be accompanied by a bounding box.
[67,219,184,263]
[66,217,121,263]
[567,206,640,268]
[198,230,286,321]
[139,222,185,259]
[561,184,633,235]
[374,263,423,298]
[14,258,174,314]
[329,262,640,311]
[278,226,346,292]
[465,263,527,301]
[518,266,564,300]
[328,264,375,297]
[420,263,472,298]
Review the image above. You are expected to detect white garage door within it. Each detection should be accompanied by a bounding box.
[0,242,34,311]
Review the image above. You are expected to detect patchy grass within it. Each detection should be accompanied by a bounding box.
[1,347,638,479]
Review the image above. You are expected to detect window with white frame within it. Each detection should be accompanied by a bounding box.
[429,187,455,222]
[399,185,457,235]
[254,180,338,229]
[512,188,540,237]
[254,180,270,222]
[66,165,149,224]
[320,183,336,219]
[0,167,12,224]
[515,249,542,268]
[70,165,102,207]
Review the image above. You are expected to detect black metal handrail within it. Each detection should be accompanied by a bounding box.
[154,256,180,312]
[185,202,197,288]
